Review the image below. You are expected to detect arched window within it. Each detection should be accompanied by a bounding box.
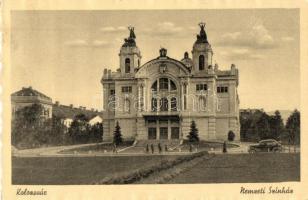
[151,81,157,92]
[170,80,176,91]
[125,58,130,73]
[151,78,177,92]
[199,55,205,70]
[171,97,177,111]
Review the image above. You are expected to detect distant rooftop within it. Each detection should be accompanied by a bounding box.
[11,86,52,101]
[52,102,103,120]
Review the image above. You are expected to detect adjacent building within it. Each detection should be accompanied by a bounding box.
[11,87,103,127]
[11,86,53,119]
[101,23,240,142]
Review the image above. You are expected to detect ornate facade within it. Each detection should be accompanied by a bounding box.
[101,23,240,141]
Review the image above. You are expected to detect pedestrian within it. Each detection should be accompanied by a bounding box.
[113,143,117,153]
[158,142,162,154]
[151,144,154,154]
[223,141,227,153]
[146,144,149,153]
[165,144,168,152]
[189,144,193,152]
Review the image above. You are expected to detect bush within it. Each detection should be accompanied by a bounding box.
[228,131,235,141]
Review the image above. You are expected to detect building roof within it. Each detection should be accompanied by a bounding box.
[11,87,52,101]
[52,103,103,121]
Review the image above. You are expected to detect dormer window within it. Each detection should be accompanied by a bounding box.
[125,58,130,73]
[199,55,205,70]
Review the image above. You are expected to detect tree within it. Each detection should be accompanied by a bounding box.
[89,122,103,143]
[113,121,123,145]
[255,112,271,140]
[286,109,300,145]
[187,120,199,143]
[269,110,284,140]
[68,113,90,144]
[11,103,46,148]
[228,130,235,141]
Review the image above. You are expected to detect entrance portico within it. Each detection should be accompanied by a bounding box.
[144,115,180,140]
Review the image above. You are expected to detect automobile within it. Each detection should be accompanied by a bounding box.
[248,139,282,153]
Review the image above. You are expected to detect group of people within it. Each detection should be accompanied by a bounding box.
[145,143,168,154]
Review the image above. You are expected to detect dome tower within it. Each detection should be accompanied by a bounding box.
[192,22,213,73]
[119,26,142,76]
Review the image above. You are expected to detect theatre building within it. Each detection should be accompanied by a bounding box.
[101,23,240,142]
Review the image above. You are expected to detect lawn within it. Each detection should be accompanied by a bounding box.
[12,155,184,185]
[167,153,300,183]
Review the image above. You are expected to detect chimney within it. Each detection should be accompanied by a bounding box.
[70,104,73,108]
[108,70,111,78]
[55,101,60,106]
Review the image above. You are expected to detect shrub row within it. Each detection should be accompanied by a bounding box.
[94,151,208,185]
[140,154,214,184]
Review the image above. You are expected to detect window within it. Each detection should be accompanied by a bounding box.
[148,128,157,140]
[125,58,130,73]
[160,97,168,111]
[160,127,168,139]
[196,84,207,91]
[199,55,205,70]
[122,86,132,93]
[171,97,177,111]
[151,78,177,92]
[159,78,168,90]
[109,89,115,101]
[217,86,228,93]
[171,127,180,139]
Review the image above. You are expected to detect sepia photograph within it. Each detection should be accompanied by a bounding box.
[2,2,307,198]
[9,9,301,186]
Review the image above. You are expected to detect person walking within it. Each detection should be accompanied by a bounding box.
[113,143,118,154]
[165,144,168,152]
[223,141,227,153]
[146,144,149,154]
[151,144,154,154]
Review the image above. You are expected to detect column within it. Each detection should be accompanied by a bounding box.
[143,85,146,111]
[168,120,171,140]
[138,85,141,111]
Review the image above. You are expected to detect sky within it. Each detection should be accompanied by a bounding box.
[11,9,300,111]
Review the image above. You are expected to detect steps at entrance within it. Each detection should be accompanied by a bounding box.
[136,140,181,149]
